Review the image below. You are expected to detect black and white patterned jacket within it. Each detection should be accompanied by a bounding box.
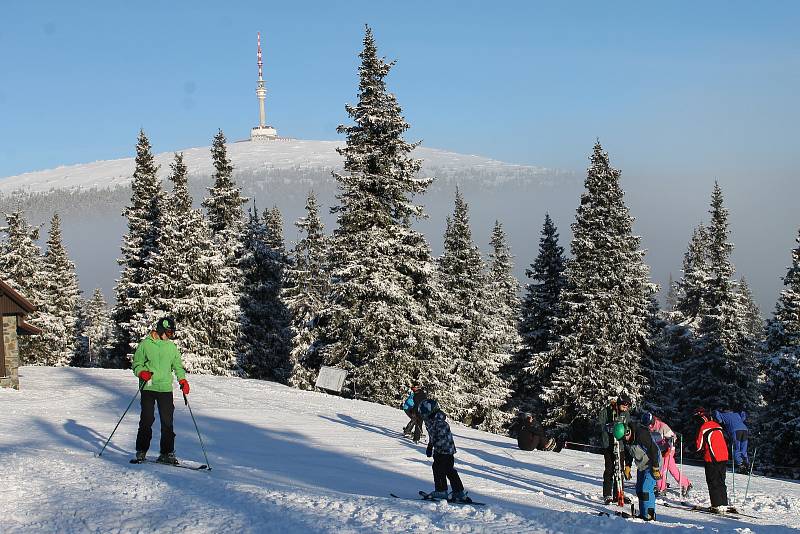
[425,411,457,455]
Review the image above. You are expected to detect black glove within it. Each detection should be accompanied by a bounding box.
[426,443,433,457]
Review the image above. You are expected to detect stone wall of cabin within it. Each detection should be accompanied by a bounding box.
[1,315,20,389]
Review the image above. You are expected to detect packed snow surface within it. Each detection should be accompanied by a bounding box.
[2,367,798,533]
[0,139,552,194]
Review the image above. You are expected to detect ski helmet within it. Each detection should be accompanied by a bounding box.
[613,422,627,440]
[155,316,176,336]
[641,411,654,427]
[418,399,439,420]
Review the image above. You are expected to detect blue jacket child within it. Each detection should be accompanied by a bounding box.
[714,409,749,469]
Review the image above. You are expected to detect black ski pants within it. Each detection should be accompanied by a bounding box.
[432,453,464,493]
[704,461,729,507]
[135,390,175,454]
[603,444,625,497]
[403,409,423,442]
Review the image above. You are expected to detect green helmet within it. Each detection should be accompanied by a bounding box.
[613,422,627,440]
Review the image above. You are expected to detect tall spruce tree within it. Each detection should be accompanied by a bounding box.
[82,288,114,368]
[200,130,246,375]
[239,204,290,380]
[112,130,164,367]
[737,278,764,343]
[0,209,47,364]
[683,183,760,416]
[152,152,240,375]
[283,192,329,389]
[39,213,81,366]
[540,142,655,441]
[437,190,508,428]
[318,26,446,404]
[761,226,800,472]
[510,213,567,415]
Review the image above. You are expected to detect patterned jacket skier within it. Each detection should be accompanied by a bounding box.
[424,410,456,455]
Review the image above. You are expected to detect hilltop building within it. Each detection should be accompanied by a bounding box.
[250,32,278,141]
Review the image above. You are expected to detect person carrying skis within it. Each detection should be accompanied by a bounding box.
[418,399,469,502]
[621,422,663,521]
[598,393,632,503]
[694,407,730,513]
[514,412,557,452]
[641,411,692,496]
[132,317,189,465]
[713,408,750,472]
[401,385,426,443]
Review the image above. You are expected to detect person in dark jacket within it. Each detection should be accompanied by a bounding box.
[418,399,470,503]
[598,393,632,503]
[401,386,427,443]
[622,423,663,521]
[514,413,556,451]
[713,408,749,471]
[694,407,730,513]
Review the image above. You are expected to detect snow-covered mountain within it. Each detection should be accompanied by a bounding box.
[2,366,797,533]
[0,139,581,303]
[0,139,564,194]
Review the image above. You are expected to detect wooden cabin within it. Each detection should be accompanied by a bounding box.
[1,279,41,389]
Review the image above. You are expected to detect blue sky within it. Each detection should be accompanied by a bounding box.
[1,1,798,178]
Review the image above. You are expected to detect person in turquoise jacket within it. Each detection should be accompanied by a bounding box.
[132,317,189,465]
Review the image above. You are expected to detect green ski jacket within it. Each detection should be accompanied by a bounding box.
[131,335,186,393]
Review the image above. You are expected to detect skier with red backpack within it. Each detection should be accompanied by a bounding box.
[694,407,730,513]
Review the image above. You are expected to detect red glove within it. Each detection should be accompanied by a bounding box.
[138,370,153,381]
[179,379,190,395]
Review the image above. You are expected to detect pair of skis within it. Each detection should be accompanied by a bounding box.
[129,457,210,471]
[659,501,758,520]
[390,491,485,506]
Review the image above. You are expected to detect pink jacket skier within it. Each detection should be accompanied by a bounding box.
[641,412,692,495]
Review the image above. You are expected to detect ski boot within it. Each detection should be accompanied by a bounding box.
[156,452,179,465]
[135,450,147,463]
[450,490,471,503]
[681,483,693,497]
[603,495,614,505]
[709,505,727,514]
[427,490,448,500]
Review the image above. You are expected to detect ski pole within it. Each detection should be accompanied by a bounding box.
[731,441,736,503]
[184,393,212,470]
[678,434,685,497]
[744,447,758,503]
[98,381,145,457]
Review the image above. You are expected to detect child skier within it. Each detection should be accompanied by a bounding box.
[598,393,632,503]
[641,412,692,496]
[713,408,750,472]
[418,399,469,503]
[514,412,557,452]
[694,407,730,513]
[622,422,663,521]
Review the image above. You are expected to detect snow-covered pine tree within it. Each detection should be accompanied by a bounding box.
[665,273,677,312]
[317,26,446,405]
[283,192,329,390]
[481,220,521,430]
[152,152,241,375]
[0,209,47,364]
[39,213,81,366]
[200,130,246,375]
[437,189,488,425]
[761,226,800,473]
[111,130,164,367]
[737,278,764,344]
[539,142,655,441]
[683,182,760,416]
[510,213,567,416]
[238,203,290,380]
[82,288,114,368]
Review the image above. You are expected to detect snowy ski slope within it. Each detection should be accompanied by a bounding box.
[1,367,797,533]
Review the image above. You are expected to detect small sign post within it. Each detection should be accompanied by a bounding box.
[315,366,348,393]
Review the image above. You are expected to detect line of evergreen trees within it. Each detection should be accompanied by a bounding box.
[1,26,798,474]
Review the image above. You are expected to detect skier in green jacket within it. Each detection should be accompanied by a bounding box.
[132,317,189,465]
